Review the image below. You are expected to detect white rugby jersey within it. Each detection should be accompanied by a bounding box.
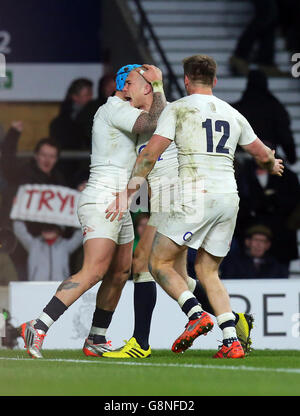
[136,132,178,181]
[154,94,257,193]
[83,96,142,196]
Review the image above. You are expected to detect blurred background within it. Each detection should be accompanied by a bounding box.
[0,0,300,347]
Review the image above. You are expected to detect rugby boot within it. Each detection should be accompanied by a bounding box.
[172,312,214,354]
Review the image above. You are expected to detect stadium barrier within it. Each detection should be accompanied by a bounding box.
[9,279,300,350]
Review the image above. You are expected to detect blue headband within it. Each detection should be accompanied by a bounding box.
[115,64,142,91]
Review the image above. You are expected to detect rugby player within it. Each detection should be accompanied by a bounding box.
[19,63,166,359]
[106,55,284,358]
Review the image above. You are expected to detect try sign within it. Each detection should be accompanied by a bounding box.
[10,184,81,228]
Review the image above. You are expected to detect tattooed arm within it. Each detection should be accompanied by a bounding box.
[132,65,167,134]
[132,90,167,134]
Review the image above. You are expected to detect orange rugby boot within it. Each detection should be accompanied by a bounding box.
[172,312,214,353]
[213,339,245,359]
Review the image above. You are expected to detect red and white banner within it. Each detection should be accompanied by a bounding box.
[10,184,81,228]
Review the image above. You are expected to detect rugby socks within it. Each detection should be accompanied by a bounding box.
[34,296,68,333]
[88,307,114,344]
[178,290,204,321]
[217,312,238,347]
[187,277,240,324]
[132,281,157,350]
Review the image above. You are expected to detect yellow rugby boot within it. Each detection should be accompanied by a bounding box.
[102,337,151,359]
[235,313,254,354]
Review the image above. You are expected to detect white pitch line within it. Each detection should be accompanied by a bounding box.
[0,356,300,375]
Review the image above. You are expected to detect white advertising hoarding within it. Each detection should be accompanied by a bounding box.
[0,64,103,101]
[9,279,300,350]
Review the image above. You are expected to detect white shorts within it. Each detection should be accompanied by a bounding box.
[157,193,239,257]
[77,193,134,245]
[148,169,179,228]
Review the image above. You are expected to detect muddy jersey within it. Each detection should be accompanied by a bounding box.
[154,94,257,193]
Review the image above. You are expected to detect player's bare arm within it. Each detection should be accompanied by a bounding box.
[105,134,171,222]
[242,138,284,176]
[132,65,167,134]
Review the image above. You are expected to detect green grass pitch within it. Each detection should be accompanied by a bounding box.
[0,349,300,396]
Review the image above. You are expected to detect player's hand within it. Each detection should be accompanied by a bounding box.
[105,189,130,222]
[270,151,284,176]
[135,64,162,83]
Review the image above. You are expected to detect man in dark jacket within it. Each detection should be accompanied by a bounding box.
[221,225,288,278]
[49,78,93,150]
[236,159,300,268]
[232,70,296,165]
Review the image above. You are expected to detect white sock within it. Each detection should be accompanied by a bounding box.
[216,312,237,341]
[37,312,54,329]
[88,326,107,342]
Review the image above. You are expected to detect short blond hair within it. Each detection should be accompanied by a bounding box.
[183,55,217,87]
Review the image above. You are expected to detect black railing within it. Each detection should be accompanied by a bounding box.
[132,0,184,100]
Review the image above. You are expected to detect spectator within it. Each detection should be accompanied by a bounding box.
[13,220,82,281]
[2,133,65,186]
[50,78,93,150]
[236,159,300,269]
[232,70,296,164]
[1,131,67,280]
[76,73,116,142]
[221,225,288,278]
[1,134,66,227]
[229,0,286,77]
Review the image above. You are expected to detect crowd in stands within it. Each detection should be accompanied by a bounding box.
[0,72,117,285]
[0,3,299,285]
